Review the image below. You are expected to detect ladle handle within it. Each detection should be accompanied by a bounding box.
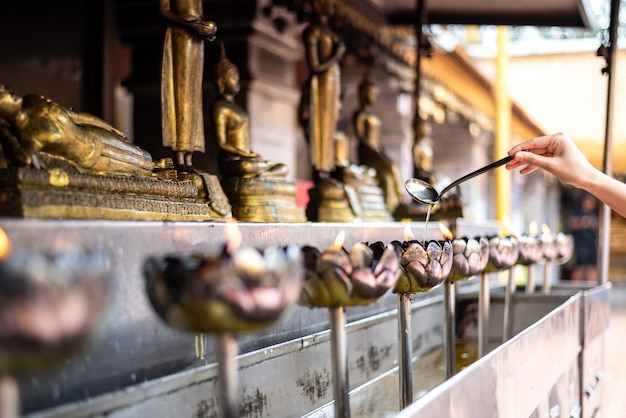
[438,156,514,198]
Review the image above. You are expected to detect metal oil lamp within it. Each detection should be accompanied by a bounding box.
[384,224,452,409]
[555,232,574,266]
[299,232,400,418]
[143,221,303,418]
[440,223,489,377]
[0,229,111,418]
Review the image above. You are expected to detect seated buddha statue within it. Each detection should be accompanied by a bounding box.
[212,47,288,179]
[352,73,404,212]
[0,85,155,176]
[413,117,438,185]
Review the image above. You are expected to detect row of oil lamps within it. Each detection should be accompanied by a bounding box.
[0,222,573,418]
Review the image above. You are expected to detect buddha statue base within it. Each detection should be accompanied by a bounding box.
[221,177,306,222]
[306,177,358,223]
[0,156,232,221]
[338,166,393,222]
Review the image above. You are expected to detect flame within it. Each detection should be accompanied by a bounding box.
[224,218,242,254]
[331,231,346,250]
[403,224,415,241]
[529,221,538,237]
[541,223,552,235]
[439,223,454,240]
[501,216,518,237]
[0,228,11,261]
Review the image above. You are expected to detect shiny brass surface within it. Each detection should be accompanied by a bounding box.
[412,119,435,183]
[354,72,404,214]
[211,47,305,222]
[0,86,232,221]
[160,0,216,169]
[306,176,359,222]
[301,0,345,176]
[299,0,389,223]
[331,120,391,221]
[0,86,153,176]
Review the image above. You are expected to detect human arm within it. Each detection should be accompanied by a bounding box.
[159,0,217,40]
[506,132,626,218]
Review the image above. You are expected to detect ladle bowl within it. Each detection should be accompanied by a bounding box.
[405,156,514,205]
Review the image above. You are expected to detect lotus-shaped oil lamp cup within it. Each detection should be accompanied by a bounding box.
[144,245,303,334]
[299,232,400,418]
[447,235,490,282]
[516,235,543,266]
[555,233,574,265]
[0,229,111,418]
[484,235,520,273]
[299,237,400,309]
[143,222,303,418]
[392,239,453,293]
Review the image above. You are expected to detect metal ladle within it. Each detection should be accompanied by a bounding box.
[405,156,514,204]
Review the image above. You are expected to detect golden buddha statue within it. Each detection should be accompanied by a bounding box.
[212,47,288,179]
[413,117,437,185]
[160,0,217,170]
[0,85,155,176]
[210,47,305,223]
[353,72,404,213]
[0,84,232,221]
[301,0,345,178]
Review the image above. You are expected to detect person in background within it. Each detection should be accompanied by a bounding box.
[568,194,599,281]
[506,132,626,218]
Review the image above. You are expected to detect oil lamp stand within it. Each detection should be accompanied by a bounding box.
[542,262,552,293]
[525,265,536,294]
[478,272,491,357]
[502,267,516,342]
[443,281,456,378]
[397,293,413,408]
[329,307,350,418]
[216,333,240,418]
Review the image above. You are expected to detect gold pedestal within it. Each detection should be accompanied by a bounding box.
[342,172,392,222]
[306,178,357,223]
[307,172,393,223]
[221,177,306,222]
[0,166,232,221]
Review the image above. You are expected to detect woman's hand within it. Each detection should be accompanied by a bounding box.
[506,132,597,189]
